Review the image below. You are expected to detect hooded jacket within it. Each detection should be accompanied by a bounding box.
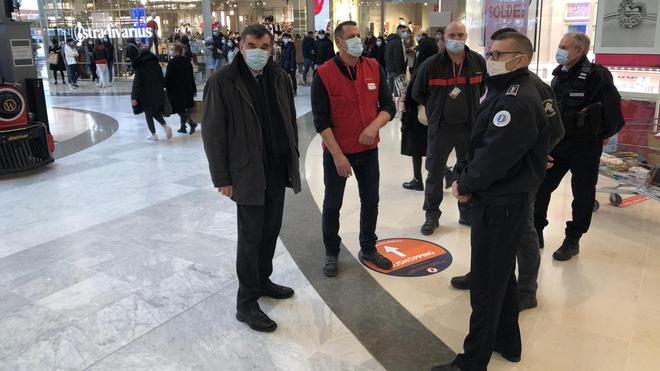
[385,33,406,74]
[131,50,166,113]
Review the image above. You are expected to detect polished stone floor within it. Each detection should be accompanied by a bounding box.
[1,83,659,371]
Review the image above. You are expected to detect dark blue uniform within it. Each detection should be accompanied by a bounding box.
[452,67,549,371]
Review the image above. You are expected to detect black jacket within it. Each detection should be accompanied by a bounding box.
[551,56,624,138]
[202,53,301,206]
[131,50,166,113]
[315,38,334,66]
[412,47,487,128]
[165,55,196,114]
[412,37,439,74]
[303,36,315,59]
[103,41,115,62]
[280,42,296,72]
[529,72,564,150]
[368,44,386,68]
[125,43,139,61]
[455,68,549,200]
[385,34,405,74]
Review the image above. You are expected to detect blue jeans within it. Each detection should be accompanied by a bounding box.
[66,64,78,84]
[303,57,314,83]
[322,149,379,256]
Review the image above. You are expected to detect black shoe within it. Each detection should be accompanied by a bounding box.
[493,348,521,363]
[444,166,453,189]
[421,213,440,235]
[518,296,538,312]
[359,250,393,270]
[536,228,544,249]
[430,363,462,371]
[236,307,277,332]
[189,122,198,135]
[177,126,187,134]
[402,178,424,191]
[553,238,580,261]
[458,209,471,226]
[259,281,294,299]
[54,81,58,85]
[323,255,338,277]
[450,272,471,290]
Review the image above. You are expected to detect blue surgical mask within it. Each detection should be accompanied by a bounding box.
[283,38,290,45]
[556,48,570,65]
[446,39,465,54]
[244,48,269,71]
[345,36,363,57]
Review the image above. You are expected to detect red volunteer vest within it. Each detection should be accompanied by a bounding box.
[317,57,381,154]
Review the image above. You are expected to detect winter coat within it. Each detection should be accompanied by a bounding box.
[94,45,109,64]
[280,42,297,72]
[131,50,166,114]
[302,36,315,59]
[385,33,406,74]
[315,38,334,66]
[368,44,386,69]
[103,41,115,62]
[294,38,304,64]
[49,45,65,71]
[64,44,79,65]
[125,43,139,62]
[165,55,196,114]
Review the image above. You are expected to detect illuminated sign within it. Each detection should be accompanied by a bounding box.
[72,24,153,41]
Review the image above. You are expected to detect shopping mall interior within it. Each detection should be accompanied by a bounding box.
[1,0,659,369]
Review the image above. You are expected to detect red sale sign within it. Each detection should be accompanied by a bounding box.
[484,0,530,50]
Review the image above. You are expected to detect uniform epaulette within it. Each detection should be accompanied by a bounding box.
[506,84,520,96]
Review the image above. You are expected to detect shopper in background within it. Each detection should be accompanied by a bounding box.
[210,29,225,73]
[48,38,66,85]
[85,38,98,83]
[400,35,439,192]
[166,43,198,135]
[385,24,407,105]
[534,32,624,262]
[180,36,194,62]
[294,33,304,77]
[312,21,396,277]
[125,38,139,76]
[103,36,115,86]
[93,39,110,88]
[64,38,79,89]
[314,29,334,68]
[280,33,298,96]
[225,38,239,64]
[302,31,315,86]
[202,24,301,333]
[412,21,486,235]
[368,36,386,69]
[132,48,173,141]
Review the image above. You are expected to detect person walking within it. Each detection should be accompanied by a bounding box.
[225,38,239,64]
[131,48,173,141]
[302,31,315,85]
[125,38,139,76]
[431,32,550,371]
[93,39,110,88]
[368,36,386,69]
[411,21,487,234]
[385,25,408,112]
[294,33,304,76]
[314,30,334,67]
[280,33,298,95]
[202,24,301,333]
[400,35,439,191]
[64,38,79,89]
[166,43,198,135]
[48,38,66,85]
[103,36,115,85]
[312,21,396,277]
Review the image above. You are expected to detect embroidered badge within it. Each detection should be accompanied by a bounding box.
[493,110,512,127]
[506,85,520,96]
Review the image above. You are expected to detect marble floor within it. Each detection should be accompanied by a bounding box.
[1,82,659,371]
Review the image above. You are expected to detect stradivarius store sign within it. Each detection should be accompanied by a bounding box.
[72,23,153,40]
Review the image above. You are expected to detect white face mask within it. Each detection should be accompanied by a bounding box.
[243,48,270,71]
[345,36,363,57]
[486,55,522,76]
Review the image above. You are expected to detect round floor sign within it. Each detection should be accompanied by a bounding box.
[360,238,452,277]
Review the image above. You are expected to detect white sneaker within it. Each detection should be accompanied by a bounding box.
[163,125,173,139]
[147,134,158,141]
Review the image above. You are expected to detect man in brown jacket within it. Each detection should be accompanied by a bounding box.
[202,24,301,333]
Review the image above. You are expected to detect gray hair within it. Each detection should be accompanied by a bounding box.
[565,32,590,54]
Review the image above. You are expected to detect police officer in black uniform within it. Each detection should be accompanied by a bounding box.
[534,32,624,262]
[431,32,549,371]
[449,28,565,313]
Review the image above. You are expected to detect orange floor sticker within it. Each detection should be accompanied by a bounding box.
[360,238,453,277]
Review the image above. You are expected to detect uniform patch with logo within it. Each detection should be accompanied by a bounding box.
[569,92,585,97]
[367,82,377,90]
[543,99,556,117]
[506,85,520,96]
[493,110,512,127]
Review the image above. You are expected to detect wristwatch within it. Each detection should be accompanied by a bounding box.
[603,0,657,28]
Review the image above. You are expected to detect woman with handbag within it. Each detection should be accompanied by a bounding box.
[165,43,197,135]
[401,35,439,191]
[48,38,66,85]
[131,48,173,141]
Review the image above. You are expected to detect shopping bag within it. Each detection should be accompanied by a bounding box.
[189,100,203,124]
[48,53,58,65]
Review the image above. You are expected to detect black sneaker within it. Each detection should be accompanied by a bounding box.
[536,227,544,249]
[177,126,187,134]
[421,213,440,235]
[450,272,471,290]
[236,307,277,332]
[189,122,198,135]
[402,178,424,191]
[431,363,463,371]
[458,207,472,226]
[552,238,580,261]
[518,296,538,312]
[323,255,338,277]
[359,250,393,270]
[259,281,294,299]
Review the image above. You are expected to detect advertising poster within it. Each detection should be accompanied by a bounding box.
[484,0,530,50]
[595,0,659,54]
[314,0,331,32]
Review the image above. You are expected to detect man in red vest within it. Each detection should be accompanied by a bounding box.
[312,21,396,277]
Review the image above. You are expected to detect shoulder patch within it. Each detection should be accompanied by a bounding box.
[493,110,511,127]
[543,99,556,117]
[506,85,520,96]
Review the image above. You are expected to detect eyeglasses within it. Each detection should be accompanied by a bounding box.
[486,51,522,61]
